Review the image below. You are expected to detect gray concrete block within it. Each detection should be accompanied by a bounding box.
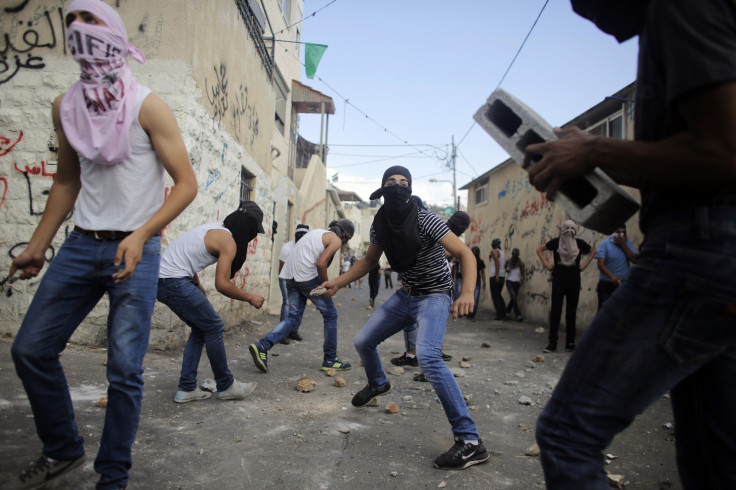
[474,89,639,234]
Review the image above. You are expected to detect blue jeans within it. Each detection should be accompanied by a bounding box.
[11,231,160,490]
[260,276,338,363]
[354,290,479,440]
[536,207,736,489]
[157,277,233,392]
[505,280,521,318]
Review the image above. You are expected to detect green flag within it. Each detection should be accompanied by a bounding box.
[304,43,328,79]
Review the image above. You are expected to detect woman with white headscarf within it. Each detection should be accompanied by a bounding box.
[536,220,596,353]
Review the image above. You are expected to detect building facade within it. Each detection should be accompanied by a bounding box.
[0,0,353,348]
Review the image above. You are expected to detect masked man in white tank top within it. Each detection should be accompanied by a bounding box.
[9,2,197,489]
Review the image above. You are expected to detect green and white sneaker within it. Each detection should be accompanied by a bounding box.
[249,342,268,373]
[321,358,352,371]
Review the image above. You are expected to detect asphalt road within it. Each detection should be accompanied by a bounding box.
[0,284,682,489]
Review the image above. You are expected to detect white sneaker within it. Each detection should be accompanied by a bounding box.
[174,389,212,403]
[217,379,257,401]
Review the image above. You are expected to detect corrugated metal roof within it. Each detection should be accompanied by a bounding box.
[292,80,336,114]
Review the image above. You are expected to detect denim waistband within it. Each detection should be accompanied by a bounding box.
[400,285,452,297]
[646,206,736,240]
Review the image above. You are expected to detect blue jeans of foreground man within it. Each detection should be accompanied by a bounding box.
[260,276,338,362]
[536,207,736,489]
[157,277,233,392]
[11,231,160,490]
[354,290,479,440]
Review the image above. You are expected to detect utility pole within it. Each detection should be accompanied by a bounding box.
[451,135,458,212]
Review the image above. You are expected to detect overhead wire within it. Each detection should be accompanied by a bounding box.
[455,0,550,151]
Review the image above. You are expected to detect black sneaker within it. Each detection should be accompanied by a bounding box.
[441,352,453,361]
[542,344,556,353]
[565,343,576,352]
[352,381,392,407]
[249,343,268,373]
[279,337,291,345]
[434,437,490,470]
[288,331,303,341]
[11,453,86,489]
[390,353,419,367]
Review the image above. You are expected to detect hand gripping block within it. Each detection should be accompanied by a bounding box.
[473,89,639,234]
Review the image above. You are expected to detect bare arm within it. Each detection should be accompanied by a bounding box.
[519,260,526,283]
[442,233,476,319]
[316,233,343,282]
[111,94,198,283]
[319,244,382,297]
[205,229,263,308]
[580,246,596,271]
[536,244,553,271]
[526,82,736,200]
[491,249,502,283]
[10,96,81,280]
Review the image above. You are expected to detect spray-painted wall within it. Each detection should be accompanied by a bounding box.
[0,0,309,349]
[465,161,642,330]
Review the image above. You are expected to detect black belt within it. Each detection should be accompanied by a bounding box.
[74,226,133,241]
[400,285,452,297]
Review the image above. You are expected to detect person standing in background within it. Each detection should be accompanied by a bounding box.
[536,220,595,352]
[489,238,507,320]
[278,224,309,344]
[594,225,637,310]
[467,246,486,321]
[505,248,526,321]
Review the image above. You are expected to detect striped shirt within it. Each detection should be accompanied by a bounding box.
[370,209,452,291]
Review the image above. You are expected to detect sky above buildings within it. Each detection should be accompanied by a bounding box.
[293,0,638,208]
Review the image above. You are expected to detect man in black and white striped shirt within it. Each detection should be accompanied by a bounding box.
[316,166,489,471]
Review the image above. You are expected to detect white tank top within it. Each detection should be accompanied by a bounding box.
[73,86,166,231]
[490,249,506,278]
[280,229,329,282]
[159,224,230,278]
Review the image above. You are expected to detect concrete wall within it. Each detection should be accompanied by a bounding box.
[0,0,321,350]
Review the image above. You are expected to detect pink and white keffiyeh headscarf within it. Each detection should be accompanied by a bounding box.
[60,0,146,165]
[558,220,579,266]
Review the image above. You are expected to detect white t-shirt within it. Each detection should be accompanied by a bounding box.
[279,240,296,262]
[159,223,229,278]
[279,229,331,282]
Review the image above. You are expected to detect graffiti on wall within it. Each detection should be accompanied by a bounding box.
[1,2,65,85]
[205,63,260,146]
[14,159,56,215]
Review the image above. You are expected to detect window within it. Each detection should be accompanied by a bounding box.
[273,68,288,135]
[282,0,291,23]
[588,112,624,139]
[475,184,488,206]
[240,167,254,202]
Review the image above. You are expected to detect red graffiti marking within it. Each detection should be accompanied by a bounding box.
[301,197,326,223]
[247,237,258,256]
[468,215,483,246]
[14,160,56,178]
[520,193,549,220]
[0,131,23,157]
[231,266,250,290]
[0,177,7,208]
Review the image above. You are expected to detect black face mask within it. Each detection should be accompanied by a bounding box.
[571,0,651,42]
[381,184,412,208]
